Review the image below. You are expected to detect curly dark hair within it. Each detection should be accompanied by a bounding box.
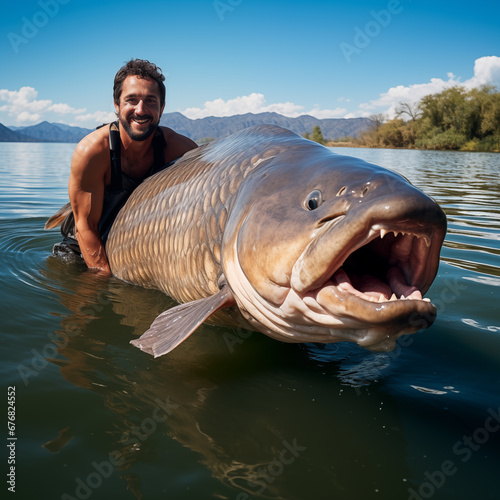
[113,59,166,107]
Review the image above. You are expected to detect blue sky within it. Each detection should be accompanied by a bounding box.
[1,0,499,128]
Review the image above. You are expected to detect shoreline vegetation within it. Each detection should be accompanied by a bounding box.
[306,85,500,153]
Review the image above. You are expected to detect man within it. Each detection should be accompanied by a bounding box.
[62,59,197,275]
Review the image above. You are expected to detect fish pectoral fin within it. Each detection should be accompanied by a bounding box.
[130,285,236,358]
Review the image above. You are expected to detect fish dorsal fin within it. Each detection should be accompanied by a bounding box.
[130,285,236,358]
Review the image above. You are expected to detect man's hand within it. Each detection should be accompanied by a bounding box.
[76,226,111,276]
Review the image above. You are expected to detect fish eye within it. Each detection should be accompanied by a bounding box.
[304,190,323,211]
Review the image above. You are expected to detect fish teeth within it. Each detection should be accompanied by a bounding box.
[380,228,388,239]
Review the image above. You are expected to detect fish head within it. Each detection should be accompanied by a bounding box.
[223,143,447,351]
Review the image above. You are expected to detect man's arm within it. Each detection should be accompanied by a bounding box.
[68,132,111,275]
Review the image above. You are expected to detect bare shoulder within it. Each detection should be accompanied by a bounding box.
[160,126,198,163]
[71,126,110,179]
[74,126,109,160]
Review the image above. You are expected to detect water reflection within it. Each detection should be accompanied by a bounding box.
[0,143,72,218]
[40,257,412,500]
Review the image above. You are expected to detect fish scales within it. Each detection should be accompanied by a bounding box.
[106,133,271,304]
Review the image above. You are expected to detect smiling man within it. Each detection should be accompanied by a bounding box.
[63,59,198,275]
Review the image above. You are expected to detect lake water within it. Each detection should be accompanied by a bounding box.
[1,142,499,500]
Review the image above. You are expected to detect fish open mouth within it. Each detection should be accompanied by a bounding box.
[290,216,446,331]
[334,227,430,304]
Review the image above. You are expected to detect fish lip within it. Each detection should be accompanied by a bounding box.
[314,276,437,326]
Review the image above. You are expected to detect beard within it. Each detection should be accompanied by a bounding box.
[119,114,158,141]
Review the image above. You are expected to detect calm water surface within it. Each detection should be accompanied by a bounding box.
[1,142,499,500]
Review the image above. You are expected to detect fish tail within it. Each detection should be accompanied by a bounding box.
[44,202,72,229]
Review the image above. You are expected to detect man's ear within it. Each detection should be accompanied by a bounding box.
[114,100,120,114]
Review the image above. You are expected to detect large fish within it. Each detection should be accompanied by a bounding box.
[48,125,447,357]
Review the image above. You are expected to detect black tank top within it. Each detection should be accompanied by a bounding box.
[98,121,167,242]
[60,121,167,245]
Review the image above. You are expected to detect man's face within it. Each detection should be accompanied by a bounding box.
[115,75,164,141]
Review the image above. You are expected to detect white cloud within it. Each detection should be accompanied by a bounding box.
[368,77,461,118]
[17,111,41,123]
[180,92,347,120]
[465,56,500,89]
[0,86,86,124]
[258,99,305,116]
[73,110,116,125]
[48,102,85,114]
[181,92,296,119]
[355,56,500,119]
[306,107,348,119]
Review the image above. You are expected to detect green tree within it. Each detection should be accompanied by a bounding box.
[419,86,467,132]
[303,125,328,145]
[480,90,500,150]
[377,119,417,148]
[311,125,326,145]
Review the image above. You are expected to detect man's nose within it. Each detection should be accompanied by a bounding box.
[135,100,145,113]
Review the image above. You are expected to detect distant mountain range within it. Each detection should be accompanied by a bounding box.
[0,123,39,142]
[160,112,371,142]
[5,121,93,143]
[1,113,372,143]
